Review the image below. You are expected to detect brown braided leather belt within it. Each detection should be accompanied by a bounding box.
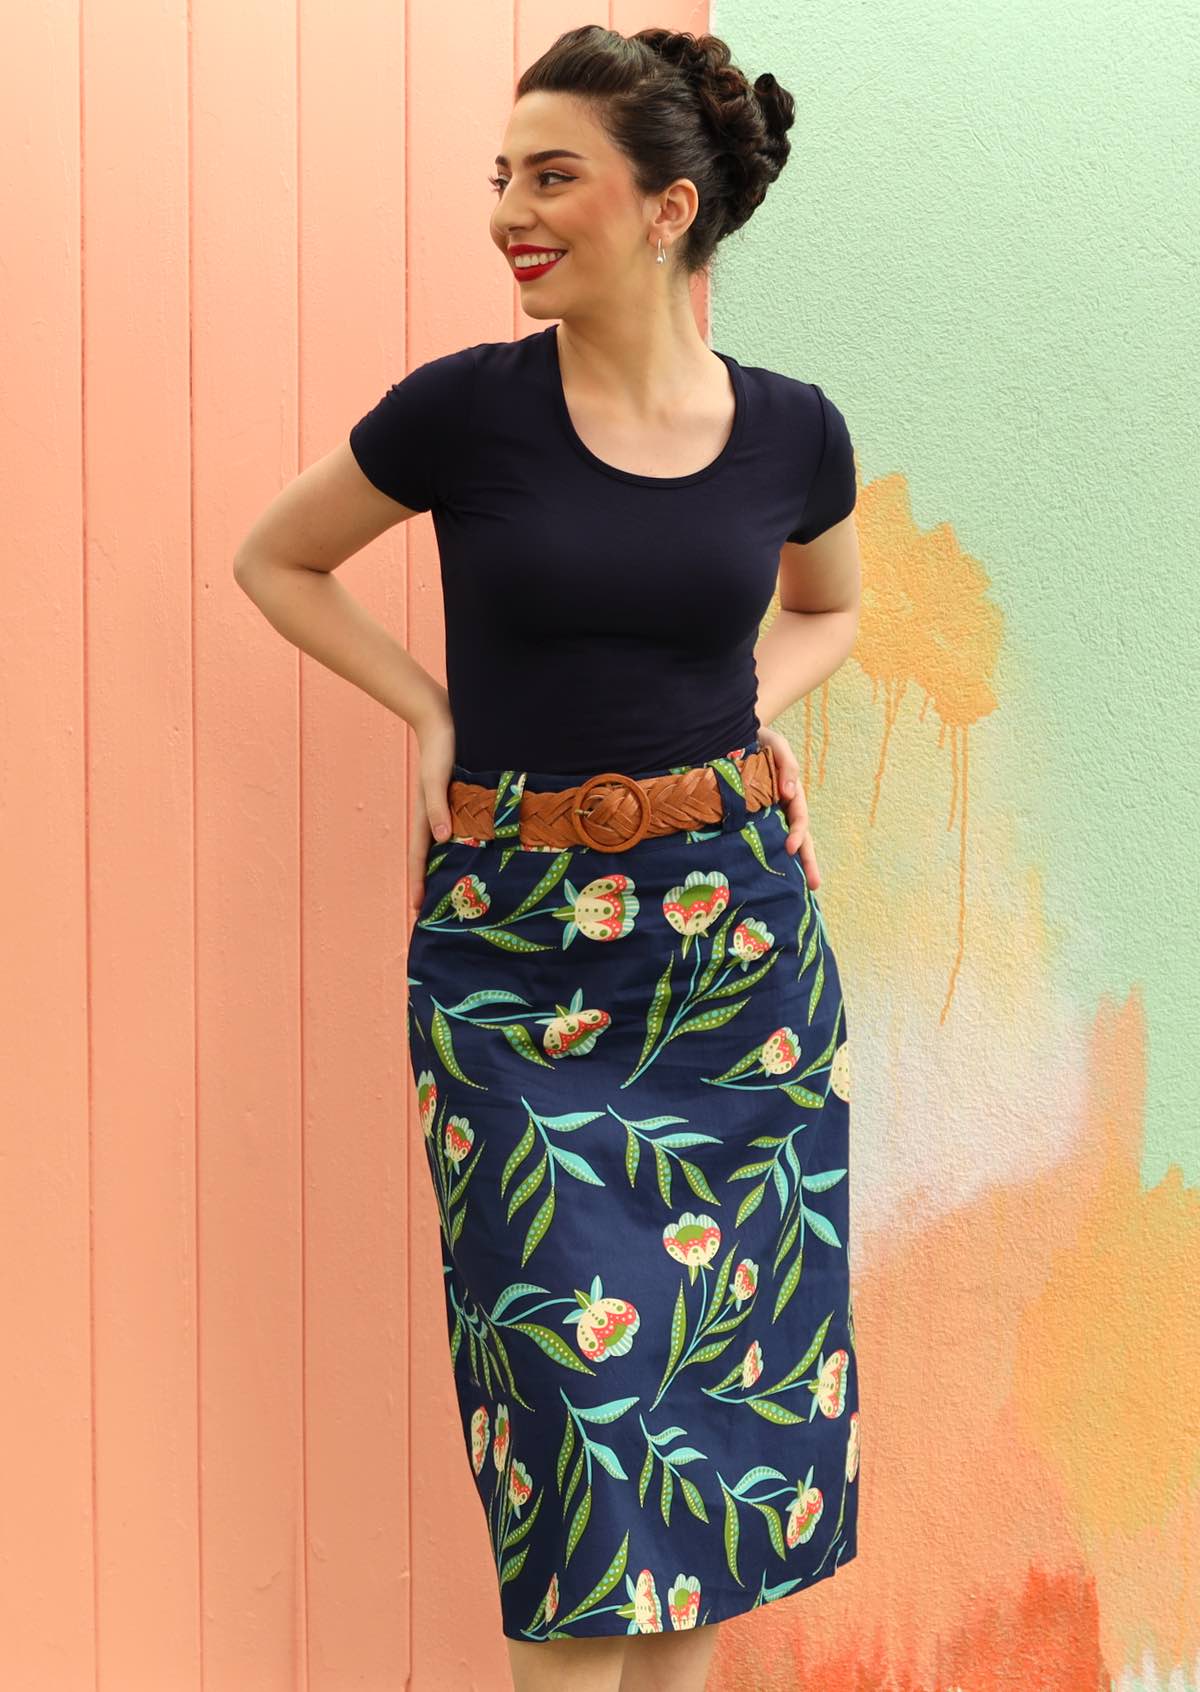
[445,743,782,852]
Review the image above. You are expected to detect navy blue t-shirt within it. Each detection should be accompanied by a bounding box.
[348,323,857,776]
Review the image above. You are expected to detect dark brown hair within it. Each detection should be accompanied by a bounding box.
[515,25,796,276]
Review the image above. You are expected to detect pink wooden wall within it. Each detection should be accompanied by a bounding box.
[0,1,709,1687]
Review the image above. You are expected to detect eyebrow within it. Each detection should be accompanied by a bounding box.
[493,149,588,169]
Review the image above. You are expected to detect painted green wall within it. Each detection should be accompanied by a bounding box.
[715,0,1199,1187]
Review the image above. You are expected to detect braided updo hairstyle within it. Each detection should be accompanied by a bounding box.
[514,25,796,277]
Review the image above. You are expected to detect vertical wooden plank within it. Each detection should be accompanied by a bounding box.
[402,0,516,1676]
[298,0,418,1686]
[0,3,95,1687]
[82,0,206,1683]
[192,0,305,1686]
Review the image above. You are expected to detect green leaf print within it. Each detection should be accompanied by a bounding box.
[803,1207,843,1249]
[499,1543,530,1585]
[678,1157,719,1205]
[654,1143,672,1205]
[632,956,675,1076]
[735,1181,766,1225]
[679,1475,708,1522]
[622,899,768,1088]
[497,1021,556,1066]
[553,1530,630,1629]
[704,949,780,1000]
[510,1322,596,1376]
[521,1190,555,1265]
[675,1000,747,1036]
[638,1444,653,1506]
[552,1148,603,1185]
[588,1441,626,1479]
[565,1484,591,1565]
[477,928,552,954]
[563,1446,585,1515]
[730,1465,788,1498]
[556,1415,576,1491]
[752,1500,787,1558]
[802,1166,849,1192]
[500,1118,536,1196]
[693,909,731,996]
[747,1397,806,1425]
[654,1281,688,1403]
[723,1486,742,1585]
[502,1490,543,1551]
[507,1151,548,1221]
[636,1407,710,1529]
[772,1250,804,1321]
[573,1395,639,1425]
[612,1109,721,1211]
[431,1006,479,1087]
[779,1080,826,1109]
[807,951,826,1021]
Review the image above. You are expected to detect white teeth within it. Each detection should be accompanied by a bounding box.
[513,250,565,268]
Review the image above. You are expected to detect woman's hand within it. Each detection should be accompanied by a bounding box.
[408,705,457,915]
[755,723,821,890]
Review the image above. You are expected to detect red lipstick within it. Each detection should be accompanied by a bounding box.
[508,243,567,280]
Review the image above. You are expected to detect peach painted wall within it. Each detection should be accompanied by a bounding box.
[0,2,715,1690]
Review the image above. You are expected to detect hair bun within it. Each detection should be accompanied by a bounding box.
[518,25,797,268]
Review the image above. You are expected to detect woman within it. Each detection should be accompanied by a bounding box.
[235,25,862,1692]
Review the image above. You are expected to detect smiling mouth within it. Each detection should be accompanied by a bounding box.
[512,251,566,278]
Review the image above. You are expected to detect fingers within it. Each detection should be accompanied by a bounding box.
[797,833,821,891]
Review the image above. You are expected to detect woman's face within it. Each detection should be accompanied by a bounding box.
[489,91,679,314]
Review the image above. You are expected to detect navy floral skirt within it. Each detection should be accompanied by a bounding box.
[405,736,859,1641]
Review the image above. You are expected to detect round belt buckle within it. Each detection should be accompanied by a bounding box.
[570,771,653,851]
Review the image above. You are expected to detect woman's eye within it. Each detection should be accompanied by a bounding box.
[487,170,572,194]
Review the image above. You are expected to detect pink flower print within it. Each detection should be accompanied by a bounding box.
[731,917,774,965]
[846,1410,861,1482]
[492,1403,510,1471]
[633,1568,663,1632]
[565,1276,640,1362]
[569,874,640,942]
[830,1038,850,1101]
[815,1349,849,1417]
[448,873,491,920]
[443,1115,474,1166]
[760,1025,801,1076]
[731,1258,758,1305]
[415,1069,437,1139]
[447,833,486,846]
[741,1339,763,1389]
[469,1406,489,1474]
[786,1480,824,1547]
[667,1573,701,1630]
[662,870,731,946]
[541,987,611,1058]
[662,1211,722,1282]
[544,1572,559,1623]
[508,1458,533,1515]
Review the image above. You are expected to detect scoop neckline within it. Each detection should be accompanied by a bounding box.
[544,322,746,487]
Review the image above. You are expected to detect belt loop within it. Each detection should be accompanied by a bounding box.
[710,746,751,834]
[491,769,527,843]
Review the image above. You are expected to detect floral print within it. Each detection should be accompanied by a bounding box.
[405,738,859,1639]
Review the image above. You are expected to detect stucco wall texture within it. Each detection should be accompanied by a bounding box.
[2,0,1196,1687]
[710,0,1199,1686]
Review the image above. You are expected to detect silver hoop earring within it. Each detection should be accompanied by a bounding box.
[656,238,666,265]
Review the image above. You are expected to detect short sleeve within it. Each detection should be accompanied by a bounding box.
[348,344,477,513]
[786,383,857,544]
